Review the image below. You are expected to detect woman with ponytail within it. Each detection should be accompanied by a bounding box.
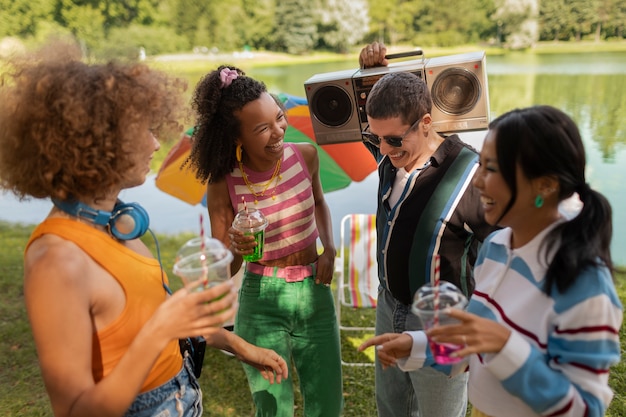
[360,105,622,417]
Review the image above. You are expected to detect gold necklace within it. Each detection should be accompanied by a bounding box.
[238,158,282,204]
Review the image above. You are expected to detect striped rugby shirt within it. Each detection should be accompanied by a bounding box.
[365,134,495,304]
[226,143,318,261]
[466,225,622,416]
[399,223,622,416]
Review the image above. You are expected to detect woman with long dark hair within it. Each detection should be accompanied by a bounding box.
[360,105,622,417]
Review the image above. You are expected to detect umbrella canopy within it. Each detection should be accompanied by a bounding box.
[155,94,377,206]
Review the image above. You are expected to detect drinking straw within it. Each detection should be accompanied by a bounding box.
[241,196,252,228]
[433,254,440,326]
[199,213,208,286]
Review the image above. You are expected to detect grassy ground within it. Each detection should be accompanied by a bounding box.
[0,221,624,416]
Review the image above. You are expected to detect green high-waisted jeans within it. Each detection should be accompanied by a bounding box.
[235,264,343,417]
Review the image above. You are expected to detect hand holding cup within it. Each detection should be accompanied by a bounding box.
[412,281,468,364]
[231,208,268,262]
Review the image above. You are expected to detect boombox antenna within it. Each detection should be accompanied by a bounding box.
[385,49,425,64]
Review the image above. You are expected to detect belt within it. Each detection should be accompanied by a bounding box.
[246,262,316,282]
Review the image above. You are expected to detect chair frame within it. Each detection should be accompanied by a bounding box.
[335,213,378,366]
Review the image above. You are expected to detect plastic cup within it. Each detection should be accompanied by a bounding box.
[175,236,226,264]
[232,208,268,262]
[173,247,233,290]
[412,281,468,364]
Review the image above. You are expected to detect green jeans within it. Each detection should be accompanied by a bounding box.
[235,266,343,417]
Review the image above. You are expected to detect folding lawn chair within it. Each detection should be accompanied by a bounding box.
[335,214,378,366]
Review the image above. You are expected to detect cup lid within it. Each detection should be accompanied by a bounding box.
[412,281,468,312]
[233,207,268,229]
[175,236,226,263]
[172,247,234,280]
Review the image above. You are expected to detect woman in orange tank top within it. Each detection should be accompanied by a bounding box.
[0,40,288,417]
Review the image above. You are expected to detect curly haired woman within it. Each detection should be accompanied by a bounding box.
[0,41,288,417]
[186,66,342,417]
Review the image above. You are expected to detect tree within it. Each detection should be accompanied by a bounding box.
[566,0,599,41]
[53,0,106,50]
[416,0,494,46]
[0,0,55,37]
[539,0,569,40]
[201,0,246,51]
[608,0,626,38]
[171,0,205,47]
[274,0,317,54]
[593,0,621,41]
[241,0,277,49]
[493,0,538,49]
[365,0,396,43]
[316,0,369,52]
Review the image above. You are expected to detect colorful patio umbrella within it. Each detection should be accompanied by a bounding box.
[155,94,377,206]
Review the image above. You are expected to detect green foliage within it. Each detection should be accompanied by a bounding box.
[202,0,248,51]
[274,0,317,54]
[539,0,570,41]
[609,269,626,416]
[492,0,538,49]
[0,222,52,415]
[365,0,497,47]
[172,0,204,46]
[0,0,54,38]
[2,0,626,56]
[316,0,369,53]
[91,24,190,59]
[242,0,277,49]
[54,0,106,50]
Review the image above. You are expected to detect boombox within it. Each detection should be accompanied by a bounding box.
[304,50,490,145]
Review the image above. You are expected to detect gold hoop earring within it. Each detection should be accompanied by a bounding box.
[236,144,242,162]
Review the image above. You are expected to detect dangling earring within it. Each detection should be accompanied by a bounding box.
[236,144,242,162]
[534,195,544,208]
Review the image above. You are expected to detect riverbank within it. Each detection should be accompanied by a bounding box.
[149,40,626,71]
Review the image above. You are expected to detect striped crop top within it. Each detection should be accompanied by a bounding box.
[225,143,319,260]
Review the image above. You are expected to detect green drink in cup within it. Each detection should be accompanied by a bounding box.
[232,207,268,262]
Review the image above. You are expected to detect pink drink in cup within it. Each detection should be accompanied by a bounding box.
[412,281,468,364]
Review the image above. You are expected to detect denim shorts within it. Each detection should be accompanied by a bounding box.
[123,353,203,417]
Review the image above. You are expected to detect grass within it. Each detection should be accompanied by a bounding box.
[0,220,624,416]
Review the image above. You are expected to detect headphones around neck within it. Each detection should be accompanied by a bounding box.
[52,199,150,240]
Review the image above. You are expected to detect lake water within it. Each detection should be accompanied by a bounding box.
[2,51,625,265]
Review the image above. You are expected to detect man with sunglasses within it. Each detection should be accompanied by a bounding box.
[358,42,496,417]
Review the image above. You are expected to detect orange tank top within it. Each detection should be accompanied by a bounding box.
[26,218,182,392]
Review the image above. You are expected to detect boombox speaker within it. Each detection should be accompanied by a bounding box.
[425,51,490,134]
[304,50,490,145]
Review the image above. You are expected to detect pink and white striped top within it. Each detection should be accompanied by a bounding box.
[226,143,319,261]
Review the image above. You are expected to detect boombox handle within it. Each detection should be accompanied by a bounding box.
[385,49,424,63]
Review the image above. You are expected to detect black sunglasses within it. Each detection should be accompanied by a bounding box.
[361,118,422,148]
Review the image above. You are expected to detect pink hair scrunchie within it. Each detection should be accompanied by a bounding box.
[219,68,239,88]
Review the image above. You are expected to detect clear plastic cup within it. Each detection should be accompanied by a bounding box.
[175,236,226,264]
[173,246,233,290]
[232,208,268,262]
[412,281,468,364]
